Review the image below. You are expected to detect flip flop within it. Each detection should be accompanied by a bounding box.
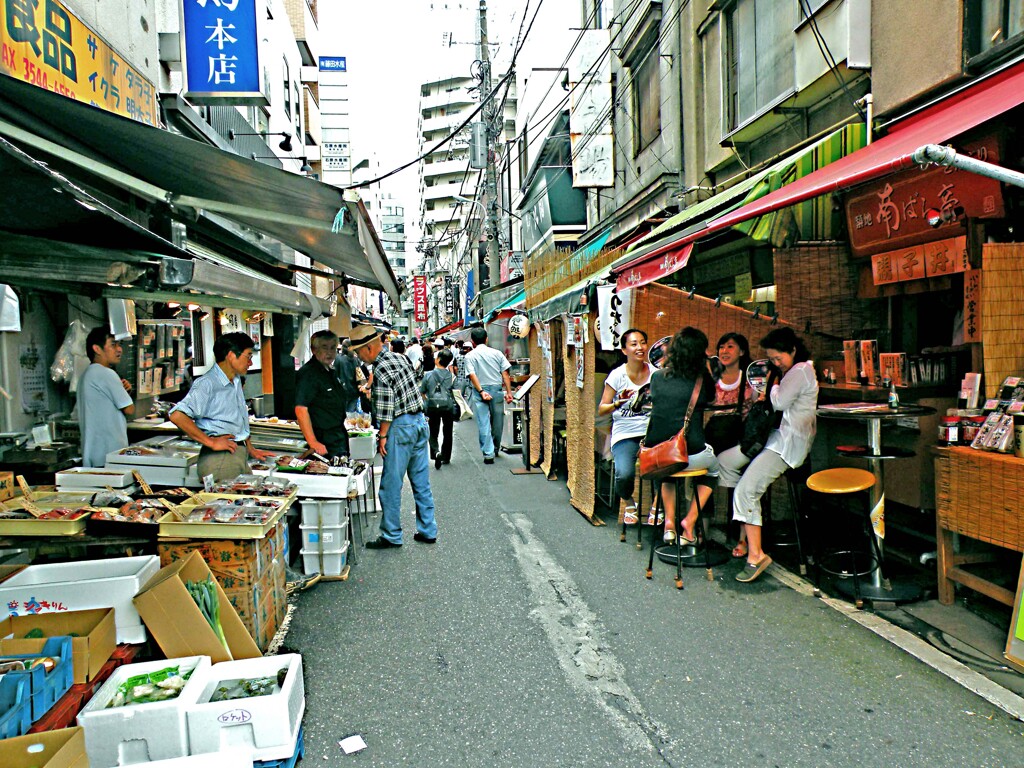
[623,505,639,525]
[731,541,748,558]
[735,554,773,583]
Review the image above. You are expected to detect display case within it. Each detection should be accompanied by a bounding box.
[136,320,189,397]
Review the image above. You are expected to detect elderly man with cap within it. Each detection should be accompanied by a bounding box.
[349,324,437,548]
[295,330,357,459]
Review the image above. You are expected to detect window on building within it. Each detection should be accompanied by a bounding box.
[631,44,661,155]
[517,128,528,187]
[723,0,796,133]
[294,82,301,139]
[966,0,1024,63]
[283,58,291,119]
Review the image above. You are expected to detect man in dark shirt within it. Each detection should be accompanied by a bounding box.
[336,338,362,413]
[295,330,355,459]
[350,323,437,548]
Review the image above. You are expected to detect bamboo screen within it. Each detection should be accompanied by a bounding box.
[981,243,1024,398]
[564,328,597,520]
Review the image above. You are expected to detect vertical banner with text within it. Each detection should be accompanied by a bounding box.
[413,276,427,322]
[182,0,266,105]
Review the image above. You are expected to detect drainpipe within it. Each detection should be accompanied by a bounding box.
[856,93,874,144]
[914,144,1024,190]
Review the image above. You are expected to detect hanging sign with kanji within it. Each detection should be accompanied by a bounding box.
[963,268,981,344]
[870,236,968,285]
[182,0,268,105]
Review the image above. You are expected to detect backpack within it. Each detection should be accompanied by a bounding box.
[425,370,455,413]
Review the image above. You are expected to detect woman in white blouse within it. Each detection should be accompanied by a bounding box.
[716,327,818,583]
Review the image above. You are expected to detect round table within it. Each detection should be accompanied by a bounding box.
[815,403,936,603]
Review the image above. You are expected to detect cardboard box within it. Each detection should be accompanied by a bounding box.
[77,656,211,768]
[0,556,159,644]
[186,654,304,762]
[0,608,116,685]
[133,551,261,663]
[0,471,14,501]
[0,726,90,768]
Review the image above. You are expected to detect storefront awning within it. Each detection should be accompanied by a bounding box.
[0,74,400,307]
[615,59,1024,276]
[527,274,596,324]
[0,136,331,316]
[428,319,464,338]
[484,290,525,323]
[611,123,864,277]
[615,244,693,291]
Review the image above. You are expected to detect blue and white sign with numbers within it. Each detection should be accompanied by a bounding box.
[181,0,267,105]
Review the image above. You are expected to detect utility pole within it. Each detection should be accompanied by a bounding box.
[478,0,498,295]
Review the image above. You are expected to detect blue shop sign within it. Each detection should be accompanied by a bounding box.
[319,56,347,72]
[182,0,266,105]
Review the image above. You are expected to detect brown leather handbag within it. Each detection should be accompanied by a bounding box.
[638,377,703,479]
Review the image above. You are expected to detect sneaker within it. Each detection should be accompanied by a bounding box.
[483,456,495,464]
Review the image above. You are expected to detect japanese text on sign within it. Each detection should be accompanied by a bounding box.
[963,268,981,344]
[870,236,968,286]
[182,0,262,102]
[413,276,427,322]
[8,596,68,616]
[0,0,158,124]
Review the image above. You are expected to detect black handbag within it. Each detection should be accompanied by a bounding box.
[740,372,782,459]
[705,370,747,453]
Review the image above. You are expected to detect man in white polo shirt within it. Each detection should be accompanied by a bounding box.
[464,326,513,464]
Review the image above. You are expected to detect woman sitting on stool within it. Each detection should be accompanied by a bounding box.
[644,327,720,543]
[597,329,653,525]
[717,327,818,583]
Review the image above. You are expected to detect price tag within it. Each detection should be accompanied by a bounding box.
[20,500,45,518]
[132,471,153,496]
[15,476,32,501]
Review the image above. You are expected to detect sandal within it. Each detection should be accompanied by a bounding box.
[731,541,748,559]
[735,554,773,583]
[646,507,665,526]
[623,505,639,526]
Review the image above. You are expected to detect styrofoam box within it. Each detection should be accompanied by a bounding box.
[348,434,375,461]
[56,467,135,488]
[300,521,348,551]
[300,543,348,576]
[186,654,304,762]
[348,467,369,496]
[121,748,253,768]
[0,555,159,644]
[251,470,349,499]
[298,499,346,527]
[77,655,212,768]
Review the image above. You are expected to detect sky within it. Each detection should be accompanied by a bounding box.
[318,1,520,254]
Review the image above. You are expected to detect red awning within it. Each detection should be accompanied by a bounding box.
[614,60,1024,276]
[616,244,693,291]
[428,319,464,338]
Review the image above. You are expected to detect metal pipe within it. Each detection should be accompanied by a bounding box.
[857,93,874,145]
[912,144,1024,189]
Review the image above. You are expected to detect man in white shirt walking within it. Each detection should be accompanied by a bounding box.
[464,326,513,464]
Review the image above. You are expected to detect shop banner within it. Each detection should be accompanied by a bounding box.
[182,0,266,105]
[443,275,455,316]
[846,135,1004,258]
[615,244,693,292]
[0,0,158,124]
[870,236,968,285]
[595,283,632,351]
[964,268,982,344]
[413,275,427,322]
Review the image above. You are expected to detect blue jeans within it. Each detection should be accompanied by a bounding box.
[377,413,437,544]
[610,437,642,502]
[471,385,505,458]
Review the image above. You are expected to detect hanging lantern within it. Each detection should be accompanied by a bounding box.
[508,314,530,339]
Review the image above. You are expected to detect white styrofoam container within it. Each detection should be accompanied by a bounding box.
[186,654,304,762]
[298,499,346,527]
[348,467,369,496]
[348,434,376,461]
[251,470,349,499]
[300,521,348,551]
[300,544,348,576]
[0,555,159,643]
[105,448,197,468]
[56,467,135,488]
[119,749,253,768]
[77,655,212,767]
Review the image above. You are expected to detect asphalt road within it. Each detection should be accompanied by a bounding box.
[286,419,1024,767]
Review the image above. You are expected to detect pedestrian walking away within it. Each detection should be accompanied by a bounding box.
[350,324,438,548]
[464,326,514,464]
[168,331,275,482]
[420,348,457,470]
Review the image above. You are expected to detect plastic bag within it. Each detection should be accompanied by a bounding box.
[51,320,88,385]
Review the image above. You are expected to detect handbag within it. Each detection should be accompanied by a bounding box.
[704,370,747,453]
[740,372,782,458]
[638,377,703,479]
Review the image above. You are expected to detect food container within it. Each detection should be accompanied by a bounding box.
[1014,414,1024,459]
[960,414,986,446]
[938,415,960,446]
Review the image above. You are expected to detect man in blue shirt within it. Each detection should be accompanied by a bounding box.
[78,327,134,467]
[169,331,273,481]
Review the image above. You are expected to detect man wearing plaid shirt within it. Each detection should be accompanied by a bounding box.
[349,325,437,548]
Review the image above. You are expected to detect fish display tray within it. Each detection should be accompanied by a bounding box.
[158,494,293,540]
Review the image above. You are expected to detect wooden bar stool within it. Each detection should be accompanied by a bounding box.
[645,468,711,590]
[805,467,878,607]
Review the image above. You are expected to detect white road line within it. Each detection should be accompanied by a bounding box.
[503,513,675,757]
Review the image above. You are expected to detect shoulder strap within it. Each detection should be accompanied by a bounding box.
[682,376,703,435]
[737,368,747,409]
